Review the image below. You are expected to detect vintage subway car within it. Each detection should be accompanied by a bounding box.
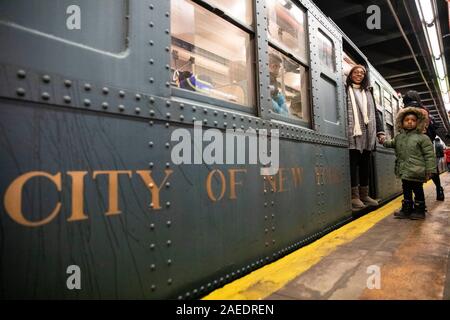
[0,0,401,299]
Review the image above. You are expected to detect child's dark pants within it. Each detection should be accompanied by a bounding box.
[402,180,424,201]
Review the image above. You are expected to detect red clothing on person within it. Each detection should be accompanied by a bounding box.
[445,148,450,163]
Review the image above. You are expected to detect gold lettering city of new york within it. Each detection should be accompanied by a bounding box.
[3,166,342,227]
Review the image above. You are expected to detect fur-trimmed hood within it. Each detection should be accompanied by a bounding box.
[395,107,427,133]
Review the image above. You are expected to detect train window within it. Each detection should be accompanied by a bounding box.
[267,0,307,62]
[385,122,394,139]
[206,0,253,26]
[385,109,393,123]
[373,82,381,106]
[392,97,399,135]
[392,97,399,115]
[396,92,404,108]
[383,91,394,138]
[318,31,335,72]
[170,0,255,108]
[383,90,392,113]
[268,47,310,123]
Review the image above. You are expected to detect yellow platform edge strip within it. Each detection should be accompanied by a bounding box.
[202,198,403,300]
[202,178,439,300]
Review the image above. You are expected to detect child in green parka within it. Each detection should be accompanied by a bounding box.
[383,107,436,220]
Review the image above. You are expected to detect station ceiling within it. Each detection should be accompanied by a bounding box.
[312,0,450,143]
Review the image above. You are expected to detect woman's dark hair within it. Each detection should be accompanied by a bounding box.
[402,90,422,107]
[346,65,369,90]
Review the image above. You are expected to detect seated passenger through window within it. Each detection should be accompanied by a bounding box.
[266,0,309,124]
[268,49,307,120]
[170,0,255,108]
[269,53,289,116]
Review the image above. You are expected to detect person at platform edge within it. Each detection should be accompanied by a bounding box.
[402,90,445,201]
[345,64,385,210]
[383,107,436,220]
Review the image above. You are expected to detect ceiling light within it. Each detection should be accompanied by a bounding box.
[435,58,445,79]
[443,93,450,104]
[416,0,435,24]
[426,24,441,59]
[439,78,448,93]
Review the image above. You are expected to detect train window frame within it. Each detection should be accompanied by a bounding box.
[385,110,393,125]
[392,96,399,113]
[316,26,341,129]
[198,0,254,29]
[169,0,257,115]
[267,43,312,127]
[265,0,312,128]
[266,0,309,66]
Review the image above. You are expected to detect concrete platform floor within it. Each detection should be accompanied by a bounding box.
[267,173,450,300]
[203,173,450,300]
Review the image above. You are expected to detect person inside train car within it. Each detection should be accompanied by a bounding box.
[345,65,385,210]
[269,53,289,116]
[178,72,214,94]
[383,107,436,220]
[402,90,445,201]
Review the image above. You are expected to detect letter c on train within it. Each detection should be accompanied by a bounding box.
[4,171,62,227]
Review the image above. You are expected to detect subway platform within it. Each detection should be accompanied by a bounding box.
[203,172,450,300]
